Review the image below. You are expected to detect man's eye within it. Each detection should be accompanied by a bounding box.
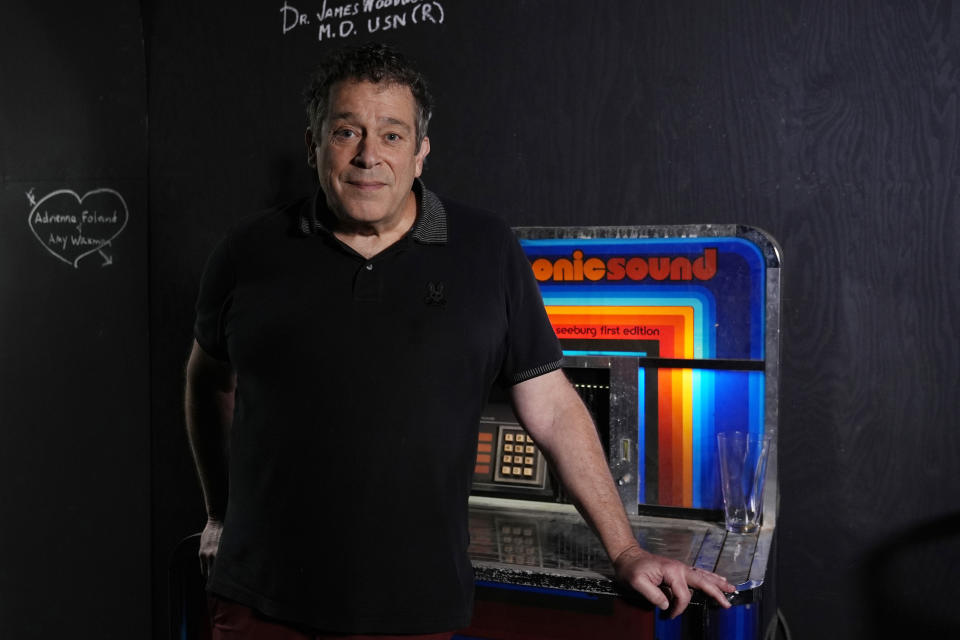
[385,133,400,142]
[335,129,356,139]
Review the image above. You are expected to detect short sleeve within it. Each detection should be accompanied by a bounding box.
[194,236,235,362]
[499,233,563,386]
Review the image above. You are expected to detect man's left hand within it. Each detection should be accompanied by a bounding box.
[613,545,736,618]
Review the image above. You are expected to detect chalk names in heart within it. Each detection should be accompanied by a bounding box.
[27,188,129,268]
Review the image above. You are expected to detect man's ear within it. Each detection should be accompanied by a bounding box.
[414,136,431,177]
[305,127,317,168]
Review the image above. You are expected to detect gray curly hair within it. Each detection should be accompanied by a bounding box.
[303,42,434,150]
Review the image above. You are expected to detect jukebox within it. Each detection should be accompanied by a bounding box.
[462,225,782,640]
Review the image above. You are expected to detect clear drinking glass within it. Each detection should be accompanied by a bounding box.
[716,431,771,534]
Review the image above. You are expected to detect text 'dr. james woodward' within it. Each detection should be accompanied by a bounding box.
[280,0,445,42]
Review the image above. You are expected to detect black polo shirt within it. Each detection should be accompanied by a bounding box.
[194,180,562,633]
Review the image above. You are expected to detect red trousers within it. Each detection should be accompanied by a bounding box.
[208,596,456,640]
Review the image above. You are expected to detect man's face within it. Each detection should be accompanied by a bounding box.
[308,80,430,230]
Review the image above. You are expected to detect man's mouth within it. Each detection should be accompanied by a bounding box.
[345,179,386,190]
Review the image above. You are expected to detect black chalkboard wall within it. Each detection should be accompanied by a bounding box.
[0,2,151,639]
[2,1,958,639]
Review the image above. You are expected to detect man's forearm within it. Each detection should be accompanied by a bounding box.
[510,370,643,562]
[184,342,236,520]
[536,389,641,560]
[511,369,736,616]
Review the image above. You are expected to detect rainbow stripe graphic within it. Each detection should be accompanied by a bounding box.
[521,237,767,510]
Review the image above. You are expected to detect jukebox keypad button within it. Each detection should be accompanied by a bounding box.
[495,426,542,484]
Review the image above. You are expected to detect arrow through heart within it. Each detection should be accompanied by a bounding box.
[27,188,129,268]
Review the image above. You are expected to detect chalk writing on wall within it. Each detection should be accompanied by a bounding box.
[280,0,445,42]
[27,188,129,268]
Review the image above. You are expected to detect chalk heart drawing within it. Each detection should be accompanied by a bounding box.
[28,188,129,268]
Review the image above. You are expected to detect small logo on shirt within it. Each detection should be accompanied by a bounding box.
[425,281,446,308]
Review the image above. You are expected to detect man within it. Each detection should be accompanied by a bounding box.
[186,42,734,639]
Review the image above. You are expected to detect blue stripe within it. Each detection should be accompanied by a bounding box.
[637,367,646,503]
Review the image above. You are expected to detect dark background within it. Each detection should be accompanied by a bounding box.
[1,1,958,638]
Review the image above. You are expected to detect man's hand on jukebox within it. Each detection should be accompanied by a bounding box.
[510,369,736,618]
[612,544,735,618]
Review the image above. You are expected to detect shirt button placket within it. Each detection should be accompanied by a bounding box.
[353,260,380,301]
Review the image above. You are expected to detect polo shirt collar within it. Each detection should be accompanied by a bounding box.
[299,178,448,245]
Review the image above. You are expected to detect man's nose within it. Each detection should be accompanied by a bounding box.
[351,136,379,168]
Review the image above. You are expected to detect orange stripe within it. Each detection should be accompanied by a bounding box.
[671,369,684,505]
[658,369,673,505]
[544,306,695,359]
